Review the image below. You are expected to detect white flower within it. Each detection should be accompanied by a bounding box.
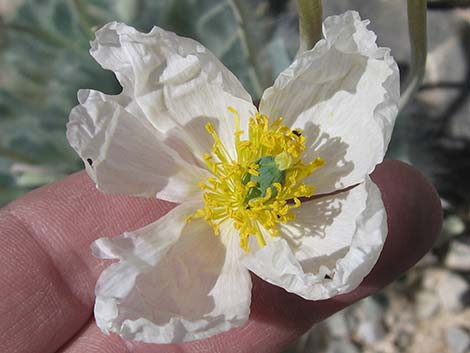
[66,11,399,344]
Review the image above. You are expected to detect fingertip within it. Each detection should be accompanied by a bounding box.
[16,163,442,353]
[233,160,443,351]
[371,160,443,283]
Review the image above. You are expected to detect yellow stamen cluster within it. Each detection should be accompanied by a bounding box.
[187,108,324,251]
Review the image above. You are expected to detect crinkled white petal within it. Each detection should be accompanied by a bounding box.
[90,22,257,162]
[67,89,210,202]
[93,204,252,344]
[241,176,387,300]
[259,11,399,194]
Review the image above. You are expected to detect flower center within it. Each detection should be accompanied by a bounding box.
[187,108,324,251]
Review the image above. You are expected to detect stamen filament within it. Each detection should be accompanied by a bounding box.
[189,108,324,251]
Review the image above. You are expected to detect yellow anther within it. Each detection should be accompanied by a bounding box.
[248,168,260,176]
[263,187,273,201]
[293,197,302,208]
[205,122,216,134]
[246,181,257,188]
[188,107,324,251]
[271,117,284,127]
[273,182,282,193]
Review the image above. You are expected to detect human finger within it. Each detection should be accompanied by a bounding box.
[57,160,442,353]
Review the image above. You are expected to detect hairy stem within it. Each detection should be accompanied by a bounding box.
[297,0,322,53]
[400,0,428,110]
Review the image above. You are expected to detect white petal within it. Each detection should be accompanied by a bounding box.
[241,177,387,300]
[259,11,399,193]
[91,22,257,161]
[67,89,209,202]
[91,22,250,101]
[93,205,251,344]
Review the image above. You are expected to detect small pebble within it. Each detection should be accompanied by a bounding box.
[447,327,470,353]
[445,241,470,271]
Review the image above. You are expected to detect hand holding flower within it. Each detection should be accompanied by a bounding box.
[0,10,442,353]
[66,11,404,343]
[0,161,441,352]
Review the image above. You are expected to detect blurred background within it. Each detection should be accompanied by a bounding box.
[0,0,469,352]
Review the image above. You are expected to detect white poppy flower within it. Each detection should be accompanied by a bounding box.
[67,11,399,344]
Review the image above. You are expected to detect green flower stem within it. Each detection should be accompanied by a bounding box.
[0,146,38,164]
[297,0,323,53]
[400,0,428,110]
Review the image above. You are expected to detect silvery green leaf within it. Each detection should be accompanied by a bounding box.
[0,0,287,206]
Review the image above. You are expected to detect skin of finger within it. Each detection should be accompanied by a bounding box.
[57,160,442,353]
[0,173,176,353]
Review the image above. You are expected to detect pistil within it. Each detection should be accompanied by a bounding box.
[187,108,324,251]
